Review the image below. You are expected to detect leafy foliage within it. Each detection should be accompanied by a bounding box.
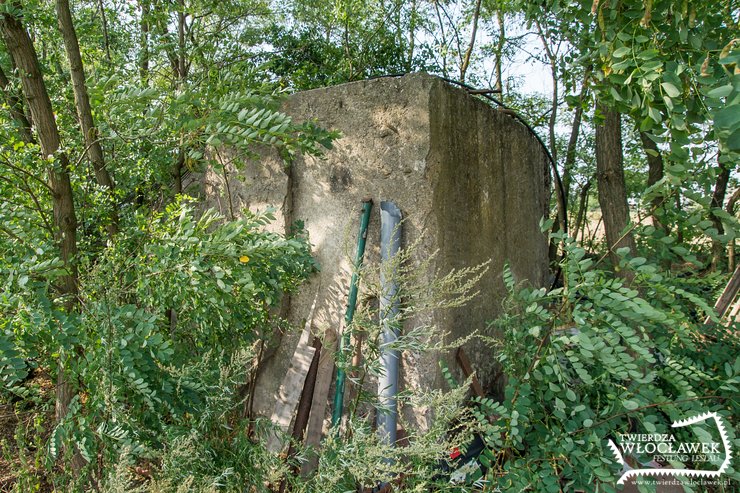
[478,232,739,491]
[1,0,739,490]
[2,203,314,476]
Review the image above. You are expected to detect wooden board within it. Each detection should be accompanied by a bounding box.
[266,293,319,452]
[456,347,484,398]
[301,327,338,475]
[704,265,740,325]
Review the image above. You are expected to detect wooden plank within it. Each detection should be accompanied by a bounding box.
[267,293,319,452]
[301,327,338,475]
[456,347,484,398]
[704,266,740,325]
[292,336,322,445]
[278,337,322,493]
[726,294,740,326]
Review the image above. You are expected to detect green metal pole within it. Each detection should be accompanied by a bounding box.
[331,197,373,428]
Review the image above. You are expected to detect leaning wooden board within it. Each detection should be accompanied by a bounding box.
[301,327,338,475]
[266,293,319,452]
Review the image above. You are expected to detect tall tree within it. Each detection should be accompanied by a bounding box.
[710,159,731,270]
[638,130,668,235]
[459,0,482,82]
[139,0,150,85]
[595,104,635,266]
[491,1,505,95]
[0,0,83,470]
[56,0,118,235]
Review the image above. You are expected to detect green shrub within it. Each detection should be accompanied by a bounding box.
[478,233,739,492]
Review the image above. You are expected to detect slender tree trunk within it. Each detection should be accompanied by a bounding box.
[493,3,505,96]
[638,131,668,235]
[172,0,188,197]
[459,0,482,82]
[0,64,34,142]
[572,179,592,243]
[710,158,730,271]
[725,187,740,271]
[562,100,582,203]
[342,3,352,79]
[562,68,590,201]
[139,0,150,85]
[97,0,111,63]
[177,0,186,82]
[0,2,84,472]
[173,148,184,195]
[406,0,416,71]
[595,103,636,266]
[56,0,118,236]
[537,20,568,263]
[536,19,558,165]
[433,0,448,78]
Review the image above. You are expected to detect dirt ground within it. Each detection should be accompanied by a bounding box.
[0,372,55,493]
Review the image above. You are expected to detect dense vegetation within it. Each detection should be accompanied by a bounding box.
[0,0,738,491]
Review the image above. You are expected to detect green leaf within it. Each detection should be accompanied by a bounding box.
[727,128,740,151]
[661,82,680,98]
[638,49,658,60]
[707,84,733,99]
[623,400,639,411]
[714,107,740,129]
[613,47,631,58]
[648,106,662,123]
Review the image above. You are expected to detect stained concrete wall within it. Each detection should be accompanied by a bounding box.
[203,73,550,443]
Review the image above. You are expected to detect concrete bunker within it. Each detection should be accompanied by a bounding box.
[203,73,551,455]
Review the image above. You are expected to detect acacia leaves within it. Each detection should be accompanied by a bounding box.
[521,0,738,175]
[480,235,740,491]
[2,202,315,471]
[593,1,739,159]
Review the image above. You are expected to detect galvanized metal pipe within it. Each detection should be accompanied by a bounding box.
[331,198,373,428]
[377,201,402,445]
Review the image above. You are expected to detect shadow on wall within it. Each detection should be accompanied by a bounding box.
[200,73,551,464]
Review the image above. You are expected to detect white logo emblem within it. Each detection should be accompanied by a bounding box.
[608,411,733,484]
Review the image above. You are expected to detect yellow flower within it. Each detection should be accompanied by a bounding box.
[239,255,250,264]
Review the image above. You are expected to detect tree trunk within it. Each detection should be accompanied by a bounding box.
[177,0,187,82]
[710,158,730,271]
[140,0,149,85]
[536,18,567,267]
[56,0,118,236]
[493,3,505,97]
[595,104,636,267]
[459,0,482,83]
[725,187,740,271]
[432,0,448,78]
[638,131,668,235]
[572,179,592,243]
[96,0,111,63]
[0,2,84,472]
[171,0,188,197]
[0,64,34,142]
[406,0,416,71]
[562,68,590,201]
[173,148,184,195]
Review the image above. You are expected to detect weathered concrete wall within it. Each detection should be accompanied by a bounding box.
[203,73,550,442]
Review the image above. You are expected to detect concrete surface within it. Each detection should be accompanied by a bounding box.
[202,73,550,451]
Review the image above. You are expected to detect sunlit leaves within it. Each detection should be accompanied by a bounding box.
[481,233,739,490]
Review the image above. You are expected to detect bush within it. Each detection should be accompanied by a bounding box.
[477,233,740,492]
